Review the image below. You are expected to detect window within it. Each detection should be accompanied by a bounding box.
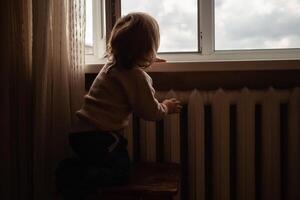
[85,0,300,62]
[215,0,300,50]
[85,0,106,59]
[121,0,198,53]
[85,0,93,54]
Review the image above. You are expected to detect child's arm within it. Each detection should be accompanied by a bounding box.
[131,70,182,120]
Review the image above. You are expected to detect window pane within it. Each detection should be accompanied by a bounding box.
[85,0,93,54]
[121,0,198,52]
[215,0,300,50]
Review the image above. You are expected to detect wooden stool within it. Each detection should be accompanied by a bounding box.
[101,162,181,200]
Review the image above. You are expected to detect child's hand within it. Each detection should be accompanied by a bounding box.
[153,56,166,63]
[162,98,182,114]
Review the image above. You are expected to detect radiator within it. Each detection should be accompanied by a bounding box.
[123,88,300,200]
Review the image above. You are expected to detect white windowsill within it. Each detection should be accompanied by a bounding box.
[85,51,300,73]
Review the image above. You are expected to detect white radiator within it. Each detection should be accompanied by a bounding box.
[123,88,300,200]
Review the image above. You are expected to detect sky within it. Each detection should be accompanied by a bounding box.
[85,0,93,47]
[121,0,198,52]
[86,0,300,52]
[214,0,300,50]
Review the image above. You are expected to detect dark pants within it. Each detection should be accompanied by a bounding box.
[55,130,131,200]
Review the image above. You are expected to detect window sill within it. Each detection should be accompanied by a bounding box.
[85,48,300,73]
[84,56,300,91]
[85,59,300,73]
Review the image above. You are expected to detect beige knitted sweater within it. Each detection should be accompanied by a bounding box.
[76,62,168,131]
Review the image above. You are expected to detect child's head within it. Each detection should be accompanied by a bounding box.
[107,12,160,69]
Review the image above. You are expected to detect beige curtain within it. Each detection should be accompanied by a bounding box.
[32,0,85,199]
[0,0,33,200]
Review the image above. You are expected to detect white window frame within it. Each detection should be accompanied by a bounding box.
[85,0,106,64]
[85,0,300,72]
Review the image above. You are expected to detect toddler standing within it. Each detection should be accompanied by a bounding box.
[56,12,182,200]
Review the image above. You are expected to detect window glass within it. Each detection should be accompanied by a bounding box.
[121,0,198,52]
[85,0,93,54]
[215,0,300,50]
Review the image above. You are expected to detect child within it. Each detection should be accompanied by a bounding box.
[58,12,182,200]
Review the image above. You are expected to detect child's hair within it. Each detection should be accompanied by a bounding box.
[106,12,160,69]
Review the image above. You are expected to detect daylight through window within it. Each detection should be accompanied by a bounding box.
[215,0,300,50]
[121,0,198,53]
[85,0,300,60]
[85,0,93,54]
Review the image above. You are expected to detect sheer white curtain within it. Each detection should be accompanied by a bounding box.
[32,0,85,199]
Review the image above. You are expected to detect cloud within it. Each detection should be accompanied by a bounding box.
[215,0,300,50]
[121,0,198,52]
[121,0,300,51]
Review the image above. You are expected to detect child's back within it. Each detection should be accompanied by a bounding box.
[76,61,168,131]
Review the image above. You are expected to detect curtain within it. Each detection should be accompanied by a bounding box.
[0,0,33,200]
[32,0,85,199]
[0,0,85,199]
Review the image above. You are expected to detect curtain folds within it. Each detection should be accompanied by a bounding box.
[1,0,33,200]
[69,0,86,123]
[1,0,86,199]
[32,0,86,199]
[1,0,85,198]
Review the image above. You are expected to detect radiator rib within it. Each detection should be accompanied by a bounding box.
[236,89,255,200]
[288,88,300,200]
[188,90,205,200]
[262,89,281,200]
[212,89,230,200]
[165,90,181,163]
